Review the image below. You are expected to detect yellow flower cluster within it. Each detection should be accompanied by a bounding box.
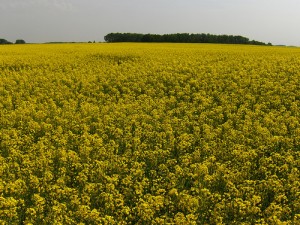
[0,43,299,224]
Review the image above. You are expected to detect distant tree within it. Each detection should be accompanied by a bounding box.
[0,39,7,44]
[104,33,144,42]
[104,33,269,45]
[0,38,12,44]
[141,34,153,42]
[15,39,26,44]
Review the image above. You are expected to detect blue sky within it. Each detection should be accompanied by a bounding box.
[1,0,300,45]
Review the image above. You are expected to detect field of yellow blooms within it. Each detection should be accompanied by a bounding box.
[0,43,299,224]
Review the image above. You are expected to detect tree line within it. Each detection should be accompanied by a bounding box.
[0,38,26,44]
[104,33,271,45]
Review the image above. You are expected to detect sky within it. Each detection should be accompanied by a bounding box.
[1,0,300,46]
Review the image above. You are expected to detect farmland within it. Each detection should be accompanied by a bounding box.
[0,43,299,224]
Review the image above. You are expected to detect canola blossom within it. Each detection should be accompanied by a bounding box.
[0,43,300,224]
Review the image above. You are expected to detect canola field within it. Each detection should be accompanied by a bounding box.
[0,43,300,224]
